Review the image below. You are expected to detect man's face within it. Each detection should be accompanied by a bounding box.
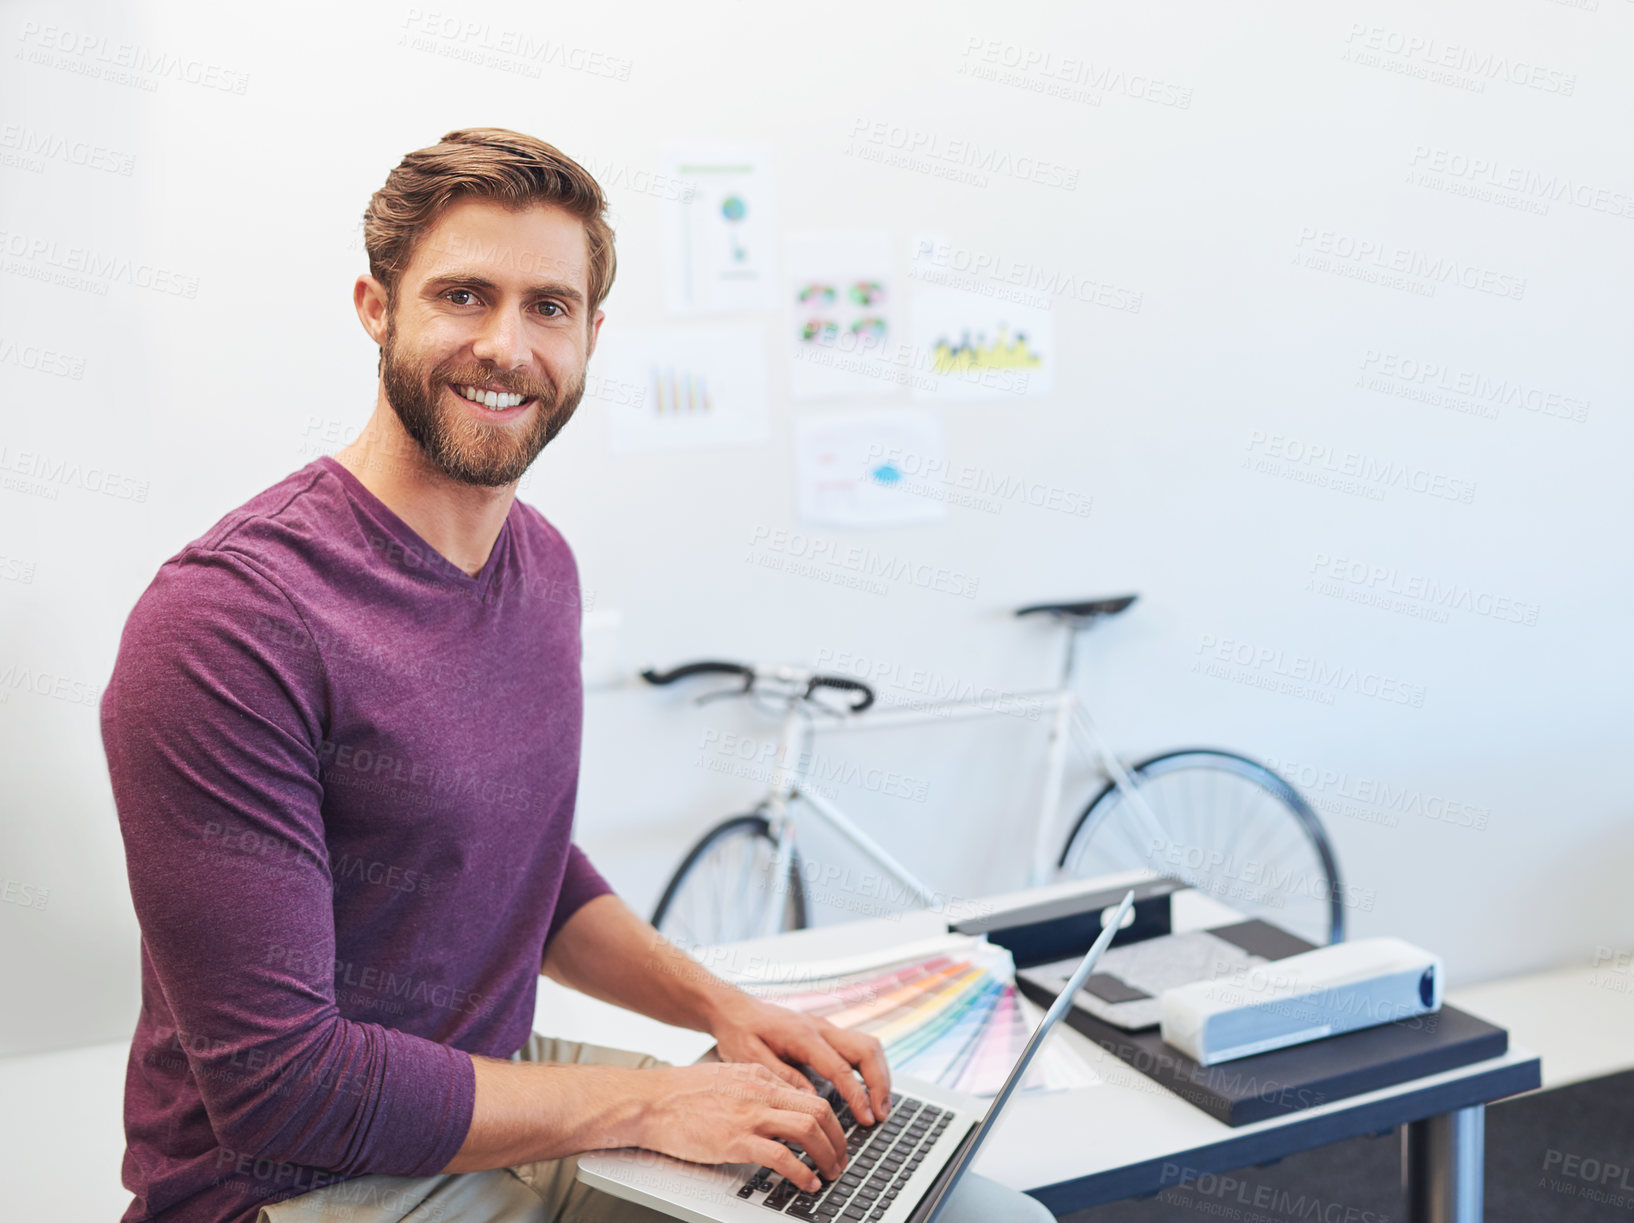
[376,197,603,487]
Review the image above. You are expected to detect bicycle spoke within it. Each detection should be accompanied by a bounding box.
[734,839,759,908]
[1183,765,1209,856]
[656,818,806,947]
[1060,754,1337,945]
[1240,807,1302,872]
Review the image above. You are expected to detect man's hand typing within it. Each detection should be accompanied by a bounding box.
[706,992,892,1129]
[629,1061,849,1194]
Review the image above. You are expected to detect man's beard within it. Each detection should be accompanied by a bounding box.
[380,318,586,487]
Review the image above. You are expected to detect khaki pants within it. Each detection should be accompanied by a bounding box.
[256,1033,675,1222]
[256,1034,1055,1222]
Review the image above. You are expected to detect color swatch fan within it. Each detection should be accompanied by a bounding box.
[736,936,1097,1096]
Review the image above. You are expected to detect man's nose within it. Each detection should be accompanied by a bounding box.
[471,306,530,373]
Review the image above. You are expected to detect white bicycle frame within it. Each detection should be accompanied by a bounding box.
[741,623,1179,938]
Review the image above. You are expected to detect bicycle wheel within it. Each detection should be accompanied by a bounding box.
[1058,749,1345,945]
[650,814,809,948]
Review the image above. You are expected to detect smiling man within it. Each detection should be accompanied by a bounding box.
[101,128,889,1223]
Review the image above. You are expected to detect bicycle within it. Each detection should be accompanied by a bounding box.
[640,595,1345,952]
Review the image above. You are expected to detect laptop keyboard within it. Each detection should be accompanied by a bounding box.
[736,1079,955,1221]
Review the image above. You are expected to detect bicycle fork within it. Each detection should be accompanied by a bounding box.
[757,711,809,940]
[1067,705,1205,891]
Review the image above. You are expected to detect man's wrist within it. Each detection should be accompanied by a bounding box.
[597,1063,666,1150]
[696,980,761,1039]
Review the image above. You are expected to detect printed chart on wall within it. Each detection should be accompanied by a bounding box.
[593,322,771,454]
[659,143,775,316]
[794,407,946,528]
[909,277,1054,403]
[786,231,897,400]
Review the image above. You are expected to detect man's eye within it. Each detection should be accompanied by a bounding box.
[537,301,564,317]
[445,289,476,306]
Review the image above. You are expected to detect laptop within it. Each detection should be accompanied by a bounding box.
[577,890,1135,1223]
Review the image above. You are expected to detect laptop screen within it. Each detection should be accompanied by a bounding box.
[912,889,1135,1223]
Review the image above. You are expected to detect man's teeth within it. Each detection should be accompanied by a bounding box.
[457,385,528,410]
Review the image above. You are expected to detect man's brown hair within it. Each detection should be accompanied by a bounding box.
[362,127,616,320]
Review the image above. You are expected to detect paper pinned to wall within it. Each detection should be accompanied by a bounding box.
[794,406,946,528]
[593,321,770,454]
[660,143,776,316]
[785,231,898,400]
[908,273,1055,402]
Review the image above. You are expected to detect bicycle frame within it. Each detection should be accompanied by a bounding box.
[743,622,1180,936]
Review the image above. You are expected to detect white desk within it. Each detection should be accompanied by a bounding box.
[544,875,1539,1222]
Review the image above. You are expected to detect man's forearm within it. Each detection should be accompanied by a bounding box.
[542,893,752,1033]
[440,1054,647,1172]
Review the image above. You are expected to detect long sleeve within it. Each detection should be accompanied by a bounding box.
[103,547,475,1178]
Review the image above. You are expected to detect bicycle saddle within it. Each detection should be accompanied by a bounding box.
[1014,595,1138,621]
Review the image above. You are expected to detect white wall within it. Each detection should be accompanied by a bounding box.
[2,0,1629,1057]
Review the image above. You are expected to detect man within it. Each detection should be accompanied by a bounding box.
[102,128,889,1223]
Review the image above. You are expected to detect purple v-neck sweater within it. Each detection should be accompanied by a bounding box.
[100,455,611,1222]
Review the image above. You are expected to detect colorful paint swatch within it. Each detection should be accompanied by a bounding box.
[738,938,1087,1096]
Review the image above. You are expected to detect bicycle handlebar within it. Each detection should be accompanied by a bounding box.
[806,674,875,713]
[640,660,875,713]
[640,661,754,686]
